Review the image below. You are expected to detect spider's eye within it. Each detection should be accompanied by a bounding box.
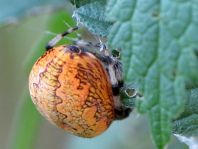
[112,49,120,59]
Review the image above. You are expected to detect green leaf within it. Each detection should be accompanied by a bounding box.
[106,0,198,148]
[0,0,66,25]
[173,88,198,136]
[73,1,112,37]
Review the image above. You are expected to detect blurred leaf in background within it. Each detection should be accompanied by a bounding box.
[0,0,67,25]
[1,6,76,149]
[0,10,49,149]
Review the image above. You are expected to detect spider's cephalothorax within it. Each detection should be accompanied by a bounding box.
[29,26,133,138]
[45,26,132,120]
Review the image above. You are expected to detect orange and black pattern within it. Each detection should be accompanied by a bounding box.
[29,45,115,137]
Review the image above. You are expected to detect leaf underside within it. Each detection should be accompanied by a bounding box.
[106,0,198,149]
[173,88,198,136]
[72,0,112,37]
[70,0,94,7]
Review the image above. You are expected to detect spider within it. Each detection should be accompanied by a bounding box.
[45,26,136,120]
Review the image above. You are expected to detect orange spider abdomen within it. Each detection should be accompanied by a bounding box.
[29,45,115,137]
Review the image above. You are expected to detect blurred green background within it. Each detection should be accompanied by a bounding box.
[0,1,188,149]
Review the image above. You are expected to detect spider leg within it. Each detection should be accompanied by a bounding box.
[45,26,79,50]
[94,43,132,119]
[72,40,100,49]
